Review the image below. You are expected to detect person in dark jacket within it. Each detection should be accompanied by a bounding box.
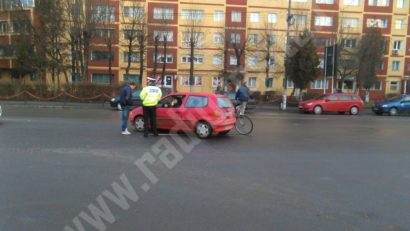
[120,81,136,135]
[235,82,251,116]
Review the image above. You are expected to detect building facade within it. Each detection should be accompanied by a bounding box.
[0,0,409,100]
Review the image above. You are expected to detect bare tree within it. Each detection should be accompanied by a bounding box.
[260,22,280,89]
[181,11,203,91]
[121,2,147,86]
[66,0,98,82]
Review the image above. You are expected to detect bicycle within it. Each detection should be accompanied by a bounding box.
[234,103,254,135]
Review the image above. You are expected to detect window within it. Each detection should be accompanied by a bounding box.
[213,33,223,44]
[343,39,357,48]
[316,0,334,4]
[268,13,277,23]
[153,8,174,20]
[0,22,7,33]
[314,37,330,47]
[315,16,333,26]
[230,55,238,66]
[156,54,173,64]
[153,30,173,42]
[248,77,257,88]
[311,80,326,89]
[123,52,140,63]
[390,81,399,91]
[343,0,360,5]
[266,78,273,88]
[370,81,382,90]
[368,0,390,6]
[93,6,115,22]
[91,51,114,61]
[185,96,208,108]
[213,55,222,65]
[268,35,277,44]
[214,10,224,22]
[123,6,144,18]
[2,0,35,8]
[250,12,260,23]
[92,74,113,84]
[268,58,275,66]
[212,76,223,88]
[294,15,307,26]
[407,63,410,72]
[230,33,241,44]
[342,18,360,28]
[393,40,402,51]
[94,29,114,39]
[397,0,405,7]
[395,20,405,29]
[249,34,259,44]
[181,9,204,20]
[123,29,141,39]
[248,56,258,66]
[392,61,400,71]
[287,80,294,88]
[376,62,384,70]
[182,32,204,48]
[327,95,338,101]
[231,11,242,22]
[366,18,388,28]
[181,76,203,86]
[10,21,29,34]
[217,97,233,108]
[181,55,204,64]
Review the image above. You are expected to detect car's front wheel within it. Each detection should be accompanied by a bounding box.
[134,116,144,132]
[350,106,359,115]
[195,121,212,139]
[313,106,322,115]
[389,107,398,116]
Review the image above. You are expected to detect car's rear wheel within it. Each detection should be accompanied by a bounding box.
[350,106,359,115]
[313,106,322,115]
[134,116,144,132]
[195,121,212,139]
[389,107,398,116]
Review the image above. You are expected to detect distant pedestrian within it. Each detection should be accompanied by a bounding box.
[235,82,251,116]
[120,81,137,135]
[140,78,162,137]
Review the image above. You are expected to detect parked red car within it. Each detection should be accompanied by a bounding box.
[129,92,236,138]
[299,93,364,115]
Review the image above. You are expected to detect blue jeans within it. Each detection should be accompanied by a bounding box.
[121,106,130,131]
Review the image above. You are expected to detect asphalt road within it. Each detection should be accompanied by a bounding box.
[0,106,409,231]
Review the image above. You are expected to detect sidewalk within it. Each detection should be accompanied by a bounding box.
[0,100,109,109]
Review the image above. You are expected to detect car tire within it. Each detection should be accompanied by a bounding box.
[313,106,322,115]
[389,107,398,116]
[350,106,359,115]
[134,116,144,132]
[195,121,212,139]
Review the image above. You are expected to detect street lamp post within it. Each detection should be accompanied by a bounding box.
[282,0,292,110]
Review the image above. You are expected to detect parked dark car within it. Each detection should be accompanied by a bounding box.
[110,90,142,109]
[223,92,256,110]
[372,94,410,116]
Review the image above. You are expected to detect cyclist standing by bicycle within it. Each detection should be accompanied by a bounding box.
[235,82,251,116]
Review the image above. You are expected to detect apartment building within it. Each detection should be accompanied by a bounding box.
[0,0,409,100]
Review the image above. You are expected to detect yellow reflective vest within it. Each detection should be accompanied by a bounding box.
[140,86,162,106]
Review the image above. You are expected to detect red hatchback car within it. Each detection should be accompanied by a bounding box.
[129,92,236,138]
[299,93,364,115]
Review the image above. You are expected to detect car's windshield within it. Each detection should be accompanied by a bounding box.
[132,90,142,98]
[388,95,402,101]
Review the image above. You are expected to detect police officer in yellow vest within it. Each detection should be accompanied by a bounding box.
[140,77,162,137]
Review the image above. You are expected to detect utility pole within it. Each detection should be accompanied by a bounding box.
[282,0,292,110]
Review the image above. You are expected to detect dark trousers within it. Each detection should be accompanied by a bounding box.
[143,106,158,136]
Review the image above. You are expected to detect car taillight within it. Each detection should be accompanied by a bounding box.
[212,110,222,117]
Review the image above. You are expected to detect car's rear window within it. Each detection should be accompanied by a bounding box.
[352,96,359,101]
[217,97,233,108]
[185,96,208,108]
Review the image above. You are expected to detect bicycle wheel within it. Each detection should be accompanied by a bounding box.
[235,115,254,135]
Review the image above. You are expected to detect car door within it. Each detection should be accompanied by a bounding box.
[339,95,352,111]
[400,96,410,113]
[323,95,339,112]
[180,95,209,130]
[156,95,186,130]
